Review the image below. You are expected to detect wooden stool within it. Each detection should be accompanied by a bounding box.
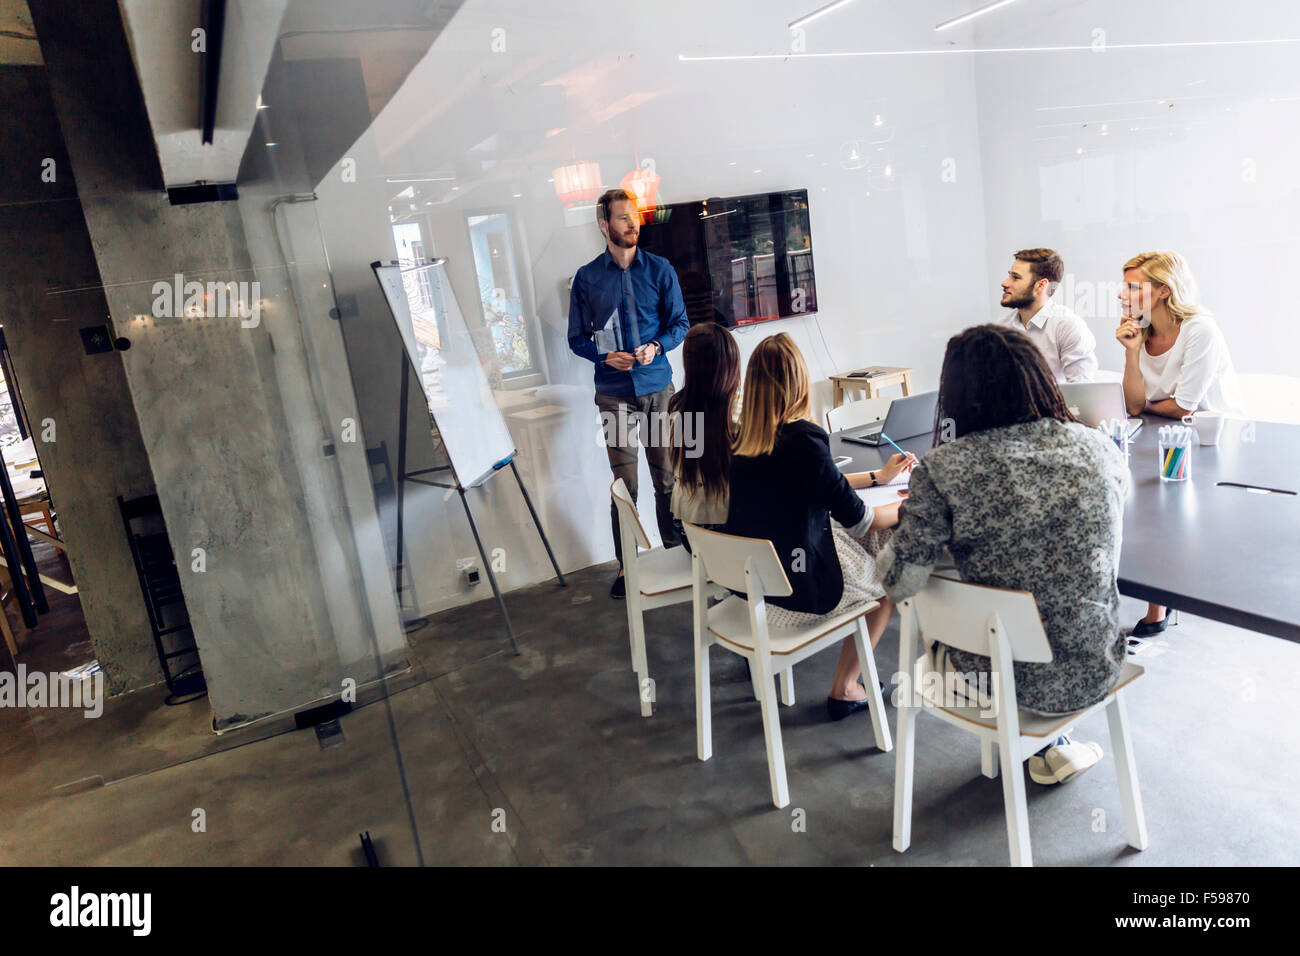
[830,366,914,408]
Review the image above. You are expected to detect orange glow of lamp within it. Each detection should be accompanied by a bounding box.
[619,164,662,219]
[553,161,603,208]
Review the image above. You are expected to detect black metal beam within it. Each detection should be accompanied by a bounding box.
[199,0,227,145]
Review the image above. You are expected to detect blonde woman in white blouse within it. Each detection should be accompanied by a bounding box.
[1115,250,1240,636]
[1115,251,1240,418]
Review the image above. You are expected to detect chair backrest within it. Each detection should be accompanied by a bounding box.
[910,574,1052,663]
[1235,372,1300,425]
[610,478,652,552]
[826,396,892,433]
[681,522,792,598]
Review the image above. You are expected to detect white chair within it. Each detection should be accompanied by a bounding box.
[1234,372,1300,426]
[826,396,892,434]
[682,521,892,809]
[892,574,1147,866]
[610,478,697,717]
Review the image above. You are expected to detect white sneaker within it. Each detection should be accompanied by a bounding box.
[1028,735,1103,785]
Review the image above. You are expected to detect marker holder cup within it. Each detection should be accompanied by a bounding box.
[1158,425,1193,482]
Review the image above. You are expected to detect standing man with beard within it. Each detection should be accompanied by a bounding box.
[569,188,689,597]
[997,248,1098,383]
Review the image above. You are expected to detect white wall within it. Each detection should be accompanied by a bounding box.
[972,0,1300,376]
[308,0,1007,615]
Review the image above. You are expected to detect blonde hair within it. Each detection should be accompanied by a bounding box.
[1123,251,1211,336]
[733,333,815,457]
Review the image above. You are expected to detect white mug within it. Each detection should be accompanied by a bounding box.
[1181,412,1225,446]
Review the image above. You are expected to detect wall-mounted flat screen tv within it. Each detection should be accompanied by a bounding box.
[636,188,817,327]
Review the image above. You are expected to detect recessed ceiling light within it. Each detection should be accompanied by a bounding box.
[265,141,277,147]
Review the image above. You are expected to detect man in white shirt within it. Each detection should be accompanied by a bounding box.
[997,248,1098,383]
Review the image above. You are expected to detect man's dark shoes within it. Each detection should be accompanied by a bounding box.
[610,574,626,599]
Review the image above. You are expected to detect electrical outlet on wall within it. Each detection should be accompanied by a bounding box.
[456,557,480,586]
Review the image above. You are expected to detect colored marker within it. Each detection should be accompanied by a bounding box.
[879,432,912,461]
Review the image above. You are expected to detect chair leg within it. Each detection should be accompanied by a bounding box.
[998,732,1033,866]
[627,598,652,717]
[854,618,892,752]
[779,666,795,706]
[624,594,639,671]
[0,566,17,657]
[0,602,17,658]
[892,702,918,852]
[749,657,762,701]
[695,634,712,762]
[756,659,790,808]
[1106,691,1149,851]
[981,738,999,779]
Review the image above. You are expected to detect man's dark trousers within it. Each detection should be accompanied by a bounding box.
[596,384,681,563]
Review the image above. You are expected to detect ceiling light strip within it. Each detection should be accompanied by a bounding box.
[679,36,1300,61]
[789,0,857,30]
[934,0,1017,33]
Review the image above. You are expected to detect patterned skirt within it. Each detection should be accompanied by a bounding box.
[764,527,893,629]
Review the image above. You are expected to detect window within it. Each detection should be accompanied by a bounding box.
[392,222,436,309]
[466,213,538,380]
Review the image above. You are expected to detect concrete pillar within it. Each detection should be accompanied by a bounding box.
[0,62,160,692]
[29,0,407,729]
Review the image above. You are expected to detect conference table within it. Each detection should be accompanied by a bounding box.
[830,414,1300,645]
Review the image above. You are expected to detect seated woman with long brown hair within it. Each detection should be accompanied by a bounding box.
[668,323,741,548]
[878,323,1130,785]
[724,333,914,722]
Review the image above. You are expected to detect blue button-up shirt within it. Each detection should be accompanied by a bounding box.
[567,248,689,398]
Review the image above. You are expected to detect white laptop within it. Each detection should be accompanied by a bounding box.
[1059,382,1143,439]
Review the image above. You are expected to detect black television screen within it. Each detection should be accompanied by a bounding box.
[636,188,817,327]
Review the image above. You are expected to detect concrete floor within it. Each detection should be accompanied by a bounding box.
[2,560,1298,866]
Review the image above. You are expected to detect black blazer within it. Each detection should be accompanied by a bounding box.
[725,419,866,615]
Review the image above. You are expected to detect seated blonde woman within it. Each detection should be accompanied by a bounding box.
[1115,250,1240,637]
[723,333,913,722]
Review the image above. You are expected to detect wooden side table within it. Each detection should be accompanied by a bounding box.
[829,366,914,408]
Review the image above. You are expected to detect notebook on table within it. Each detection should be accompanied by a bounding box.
[856,471,909,510]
